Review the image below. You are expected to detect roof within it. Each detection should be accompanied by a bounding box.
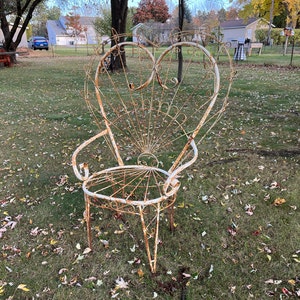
[47,20,67,35]
[220,18,259,29]
[77,16,96,26]
[59,16,96,26]
[132,22,173,31]
[47,16,97,36]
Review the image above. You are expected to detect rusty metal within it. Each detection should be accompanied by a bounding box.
[0,49,13,67]
[72,32,234,273]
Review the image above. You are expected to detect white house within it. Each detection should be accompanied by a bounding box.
[46,16,101,46]
[220,18,273,44]
[0,24,28,48]
[131,22,174,45]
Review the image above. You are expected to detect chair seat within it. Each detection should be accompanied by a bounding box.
[82,165,180,211]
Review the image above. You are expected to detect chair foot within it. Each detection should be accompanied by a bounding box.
[84,194,92,250]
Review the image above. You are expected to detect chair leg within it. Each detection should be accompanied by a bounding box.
[168,194,177,232]
[139,204,160,273]
[84,194,92,250]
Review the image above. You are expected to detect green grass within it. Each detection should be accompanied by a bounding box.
[0,50,299,300]
[47,43,300,66]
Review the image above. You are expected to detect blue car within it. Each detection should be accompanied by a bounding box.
[28,36,49,50]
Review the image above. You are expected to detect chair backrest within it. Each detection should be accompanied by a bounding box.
[84,33,234,173]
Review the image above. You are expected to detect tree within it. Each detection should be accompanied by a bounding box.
[94,5,135,37]
[31,4,61,37]
[195,0,226,12]
[171,1,193,30]
[0,0,44,61]
[94,5,112,37]
[133,0,171,24]
[225,7,239,20]
[234,0,300,28]
[193,10,219,35]
[65,7,86,50]
[177,0,186,82]
[232,0,300,53]
[110,0,128,70]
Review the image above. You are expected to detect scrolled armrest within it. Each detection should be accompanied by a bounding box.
[163,140,198,196]
[72,129,108,181]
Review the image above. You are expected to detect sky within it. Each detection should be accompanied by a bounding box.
[128,0,231,13]
[47,0,231,16]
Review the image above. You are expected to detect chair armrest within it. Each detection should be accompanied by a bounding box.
[72,129,108,181]
[163,140,198,196]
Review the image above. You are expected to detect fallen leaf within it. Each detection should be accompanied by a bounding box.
[137,268,144,278]
[282,287,292,296]
[83,247,92,255]
[273,198,286,206]
[17,284,30,292]
[177,202,185,208]
[58,268,68,274]
[265,279,282,284]
[50,239,58,245]
[288,279,296,285]
[100,239,109,248]
[182,273,191,278]
[115,277,129,289]
[0,286,4,296]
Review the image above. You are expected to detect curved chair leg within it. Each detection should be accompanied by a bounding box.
[168,194,177,232]
[139,204,161,273]
[84,193,92,250]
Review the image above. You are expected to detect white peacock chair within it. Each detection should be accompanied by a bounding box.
[72,33,234,273]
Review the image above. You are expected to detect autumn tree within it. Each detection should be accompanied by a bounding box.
[66,12,83,36]
[0,0,45,61]
[225,7,240,20]
[234,0,300,28]
[65,8,87,51]
[133,0,171,25]
[233,0,300,52]
[31,4,61,37]
[193,10,219,34]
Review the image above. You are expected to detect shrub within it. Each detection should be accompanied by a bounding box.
[255,28,300,46]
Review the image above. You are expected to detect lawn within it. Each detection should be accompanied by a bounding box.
[0,48,299,299]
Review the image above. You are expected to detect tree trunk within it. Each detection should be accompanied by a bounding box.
[0,0,43,63]
[110,0,128,71]
[267,0,274,45]
[177,0,184,83]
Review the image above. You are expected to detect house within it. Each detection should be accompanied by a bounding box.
[131,21,174,45]
[0,24,28,48]
[220,17,273,44]
[46,16,103,46]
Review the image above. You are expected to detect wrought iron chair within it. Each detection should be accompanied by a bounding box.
[72,33,234,273]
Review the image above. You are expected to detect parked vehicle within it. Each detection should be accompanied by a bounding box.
[28,36,49,50]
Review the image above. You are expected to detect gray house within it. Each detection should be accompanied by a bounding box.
[131,22,174,45]
[46,16,101,46]
[220,18,272,43]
